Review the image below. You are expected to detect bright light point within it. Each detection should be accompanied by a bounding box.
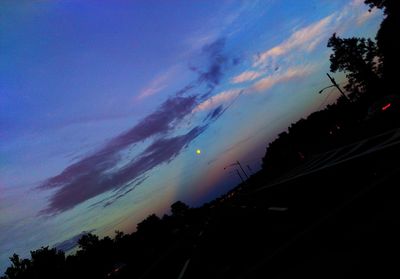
[196,149,201,155]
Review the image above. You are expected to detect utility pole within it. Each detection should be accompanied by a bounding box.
[235,169,245,184]
[236,160,249,180]
[326,73,350,102]
[224,161,249,182]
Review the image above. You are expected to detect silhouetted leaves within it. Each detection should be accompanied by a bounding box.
[364,0,400,94]
[327,33,381,96]
[1,248,66,279]
[364,0,398,14]
[171,201,190,217]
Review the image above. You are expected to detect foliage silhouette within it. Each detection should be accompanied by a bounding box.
[261,0,400,178]
[1,201,201,279]
[364,0,400,95]
[2,248,66,279]
[327,33,381,97]
[171,200,190,217]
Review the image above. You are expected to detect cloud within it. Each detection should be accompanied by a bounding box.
[41,125,206,215]
[137,67,178,100]
[194,64,316,113]
[177,38,235,101]
[53,230,95,252]
[197,38,229,89]
[250,0,378,71]
[194,89,244,112]
[176,83,195,97]
[39,95,200,214]
[38,35,238,214]
[205,105,225,121]
[41,96,197,189]
[254,14,334,67]
[101,175,148,208]
[335,0,379,31]
[356,8,379,26]
[252,65,316,92]
[138,37,235,101]
[351,0,365,6]
[137,81,167,100]
[231,71,262,84]
[202,104,232,123]
[88,175,148,209]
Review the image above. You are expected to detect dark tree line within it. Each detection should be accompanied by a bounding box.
[365,0,400,92]
[262,0,400,176]
[1,201,202,279]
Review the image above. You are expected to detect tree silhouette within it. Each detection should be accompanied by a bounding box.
[1,254,31,279]
[136,214,162,235]
[72,233,115,278]
[77,233,100,251]
[171,201,190,217]
[364,0,399,14]
[327,33,381,96]
[1,248,66,279]
[364,0,400,94]
[29,247,65,278]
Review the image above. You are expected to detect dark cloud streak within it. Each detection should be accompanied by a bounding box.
[198,38,228,89]
[39,37,236,215]
[39,96,199,214]
[40,124,207,214]
[87,176,148,209]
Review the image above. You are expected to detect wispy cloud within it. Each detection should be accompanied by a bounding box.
[335,0,381,32]
[254,14,334,67]
[39,95,199,214]
[41,124,207,215]
[252,65,316,92]
[195,64,316,113]
[197,38,229,89]
[88,176,148,209]
[356,8,379,26]
[186,37,238,97]
[193,1,372,121]
[36,35,240,215]
[204,105,225,122]
[231,71,263,84]
[137,35,233,101]
[253,0,379,69]
[194,89,243,112]
[137,67,177,100]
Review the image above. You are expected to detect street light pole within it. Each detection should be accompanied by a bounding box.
[324,73,350,102]
[318,84,335,94]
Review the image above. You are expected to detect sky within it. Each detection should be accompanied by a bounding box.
[0,0,383,273]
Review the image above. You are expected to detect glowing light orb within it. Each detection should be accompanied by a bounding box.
[196,149,201,155]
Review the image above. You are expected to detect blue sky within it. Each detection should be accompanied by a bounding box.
[0,0,382,273]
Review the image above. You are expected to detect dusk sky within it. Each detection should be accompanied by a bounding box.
[0,0,382,273]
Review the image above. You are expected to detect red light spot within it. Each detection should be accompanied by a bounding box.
[382,103,391,111]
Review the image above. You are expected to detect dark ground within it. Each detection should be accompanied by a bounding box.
[133,126,400,279]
